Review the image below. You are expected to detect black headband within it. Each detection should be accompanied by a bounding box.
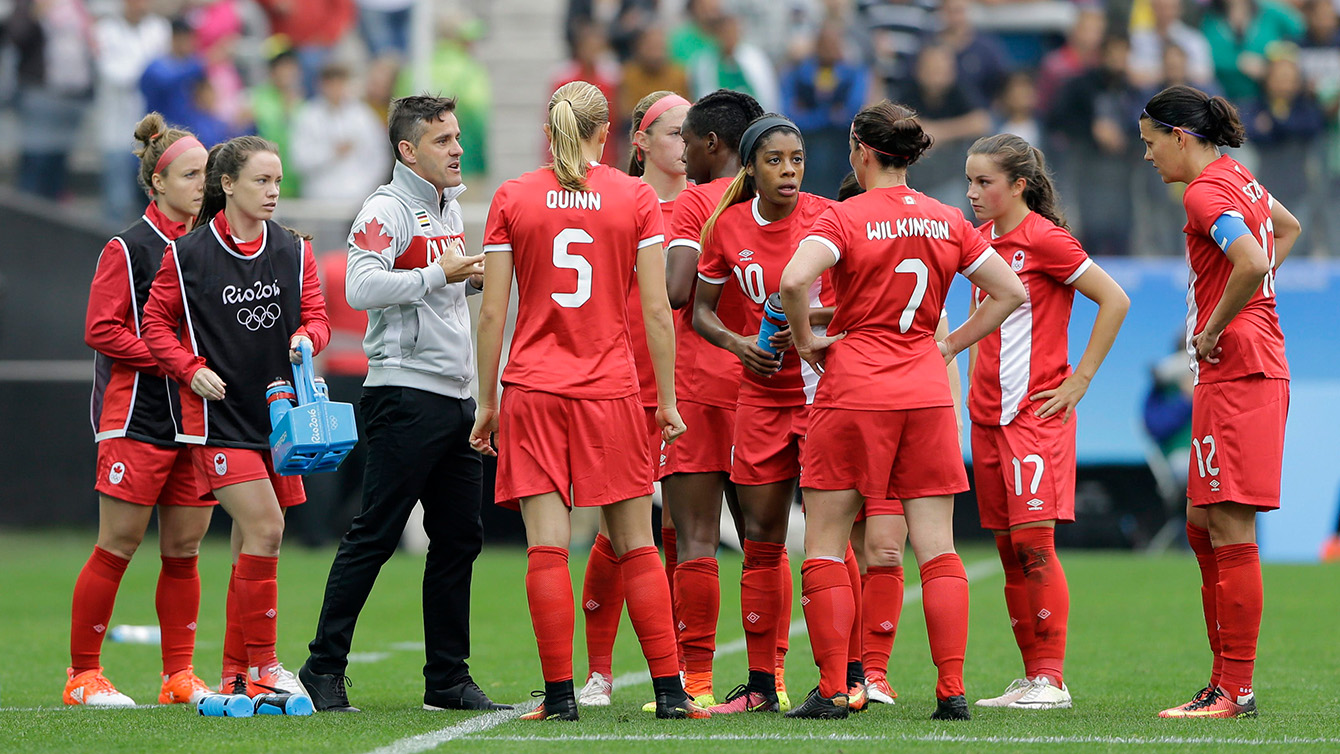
[739,116,799,162]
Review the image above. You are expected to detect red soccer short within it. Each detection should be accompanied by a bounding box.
[730,403,808,485]
[971,412,1076,531]
[643,406,662,479]
[659,399,735,478]
[1187,375,1289,510]
[190,446,306,508]
[801,405,967,501]
[854,497,905,523]
[95,437,206,507]
[495,387,653,509]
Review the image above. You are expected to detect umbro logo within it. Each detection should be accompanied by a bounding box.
[746,612,760,624]
[1026,498,1044,511]
[800,596,810,606]
[265,609,277,619]
[678,621,687,631]
[879,621,894,631]
[1210,480,1221,490]
[1010,618,1019,627]
[1037,609,1052,620]
[93,624,106,634]
[585,600,599,611]
[187,622,197,632]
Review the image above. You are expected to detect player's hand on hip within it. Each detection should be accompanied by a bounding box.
[191,367,226,401]
[289,334,313,364]
[469,405,499,457]
[437,237,487,284]
[657,406,686,446]
[1030,372,1091,424]
[1192,328,1222,364]
[796,331,845,375]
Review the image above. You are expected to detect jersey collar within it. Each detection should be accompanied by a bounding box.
[394,160,467,212]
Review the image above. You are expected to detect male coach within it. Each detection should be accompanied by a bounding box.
[299,95,509,712]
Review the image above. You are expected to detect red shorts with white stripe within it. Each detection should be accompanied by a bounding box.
[190,446,306,508]
[802,406,967,500]
[95,437,206,507]
[495,387,653,509]
[1187,376,1288,510]
[730,403,807,485]
[658,399,735,478]
[971,411,1076,531]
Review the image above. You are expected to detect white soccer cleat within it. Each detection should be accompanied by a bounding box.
[975,677,1033,707]
[64,668,136,707]
[865,674,897,705]
[249,661,310,698]
[577,672,613,707]
[1007,677,1072,710]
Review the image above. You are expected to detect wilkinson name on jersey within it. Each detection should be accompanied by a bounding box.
[867,218,951,241]
[546,190,602,211]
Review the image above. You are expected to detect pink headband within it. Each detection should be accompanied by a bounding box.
[155,136,205,175]
[639,94,691,134]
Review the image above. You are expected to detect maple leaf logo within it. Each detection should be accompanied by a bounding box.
[354,218,393,254]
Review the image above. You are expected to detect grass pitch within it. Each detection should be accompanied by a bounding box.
[0,530,1336,753]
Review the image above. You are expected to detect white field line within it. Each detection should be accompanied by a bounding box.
[0,704,165,712]
[476,733,1340,747]
[361,557,1000,754]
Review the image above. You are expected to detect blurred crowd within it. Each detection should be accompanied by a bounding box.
[1,0,1337,256]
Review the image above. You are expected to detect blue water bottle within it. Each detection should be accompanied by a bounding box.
[197,693,254,717]
[756,292,788,360]
[266,379,297,432]
[253,693,315,716]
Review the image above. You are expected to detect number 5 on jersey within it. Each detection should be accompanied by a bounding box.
[552,228,593,308]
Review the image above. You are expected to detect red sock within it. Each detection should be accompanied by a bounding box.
[844,545,863,668]
[662,527,684,670]
[526,546,575,683]
[581,534,624,679]
[861,565,904,676]
[1214,542,1262,699]
[234,554,278,673]
[800,558,853,698]
[1011,527,1069,687]
[674,557,719,676]
[619,546,680,679]
[222,564,246,677]
[70,546,130,674]
[775,547,792,668]
[920,553,969,700]
[1186,523,1223,687]
[741,540,783,674]
[995,534,1037,678]
[157,555,201,676]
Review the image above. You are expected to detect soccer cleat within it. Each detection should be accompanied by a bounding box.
[249,661,309,698]
[519,690,579,721]
[577,672,612,707]
[866,673,897,705]
[219,671,248,696]
[298,660,360,712]
[1007,677,1072,710]
[775,669,792,712]
[1159,687,1257,719]
[425,678,513,711]
[642,692,714,713]
[159,666,213,704]
[932,695,971,720]
[1156,686,1214,717]
[683,670,713,701]
[64,667,136,707]
[783,687,849,719]
[847,682,868,712]
[656,693,712,719]
[975,678,1033,707]
[707,684,779,714]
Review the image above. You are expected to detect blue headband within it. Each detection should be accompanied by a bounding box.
[1142,109,1209,141]
[739,116,800,162]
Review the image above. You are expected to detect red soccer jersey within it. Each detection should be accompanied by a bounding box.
[969,211,1091,426]
[483,164,665,399]
[668,177,751,408]
[698,192,835,407]
[805,185,993,410]
[1182,155,1288,384]
[625,198,677,408]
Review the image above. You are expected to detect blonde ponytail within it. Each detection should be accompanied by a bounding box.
[547,81,609,193]
[700,167,753,246]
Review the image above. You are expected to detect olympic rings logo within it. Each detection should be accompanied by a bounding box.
[237,303,282,331]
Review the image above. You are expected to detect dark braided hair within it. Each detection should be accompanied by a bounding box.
[683,89,764,158]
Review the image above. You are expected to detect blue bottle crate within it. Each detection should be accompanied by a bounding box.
[268,341,358,476]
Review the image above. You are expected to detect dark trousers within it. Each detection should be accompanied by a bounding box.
[307,386,484,689]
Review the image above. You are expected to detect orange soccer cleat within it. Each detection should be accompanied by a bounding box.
[159,666,213,704]
[1159,687,1257,719]
[64,667,135,707]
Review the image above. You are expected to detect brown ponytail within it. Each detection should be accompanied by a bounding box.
[967,133,1069,230]
[1142,85,1246,148]
[193,135,281,231]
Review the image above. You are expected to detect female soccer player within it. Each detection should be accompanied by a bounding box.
[661,89,767,706]
[142,135,330,698]
[68,113,213,708]
[779,101,1026,720]
[471,80,706,722]
[964,133,1129,711]
[1139,85,1299,719]
[691,114,832,714]
[579,89,691,708]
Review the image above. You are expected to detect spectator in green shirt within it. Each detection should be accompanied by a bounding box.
[250,45,304,197]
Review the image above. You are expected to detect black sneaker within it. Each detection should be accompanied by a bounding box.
[520,687,578,721]
[932,694,971,720]
[425,678,514,711]
[220,672,248,696]
[298,660,359,712]
[783,687,849,719]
